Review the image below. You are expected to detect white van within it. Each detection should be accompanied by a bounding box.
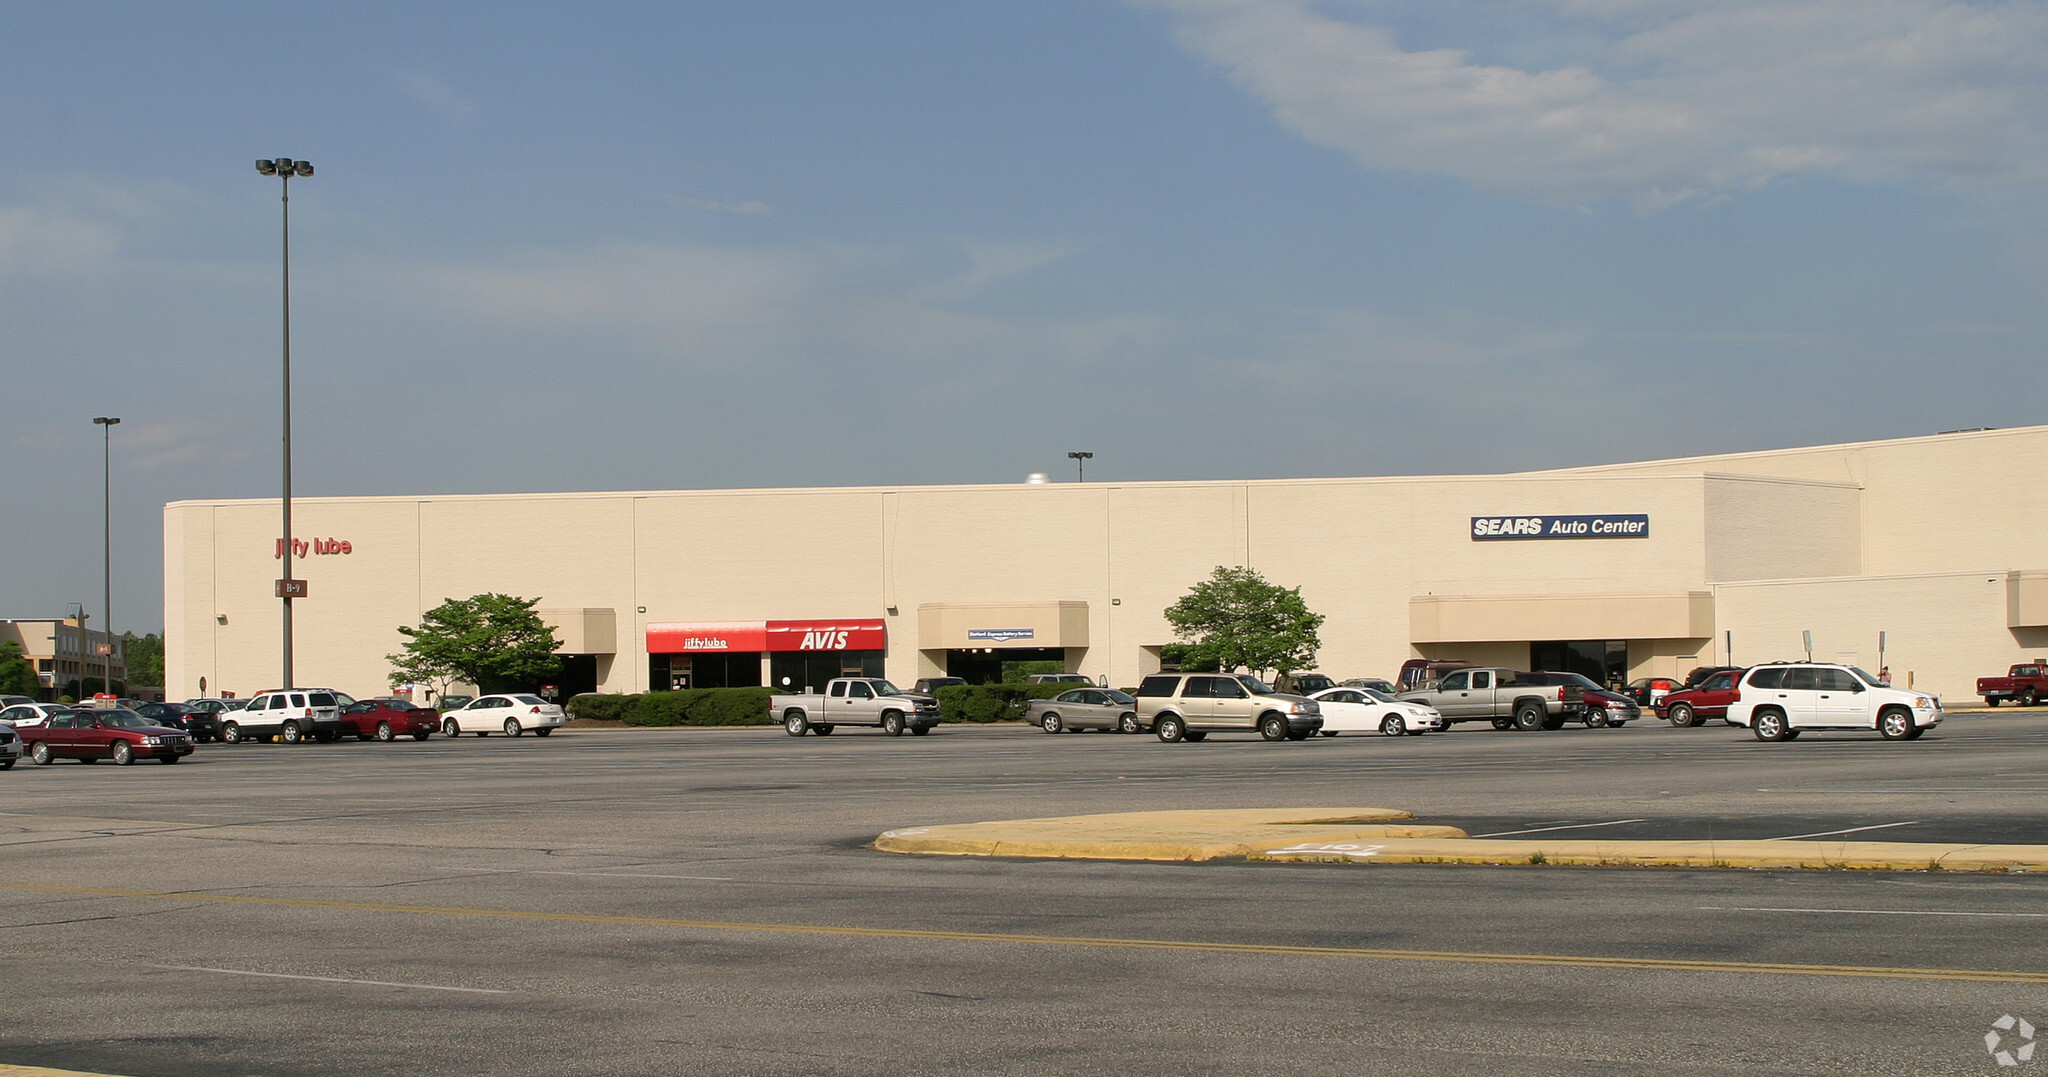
[1724,663,1942,742]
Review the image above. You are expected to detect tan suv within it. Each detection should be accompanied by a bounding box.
[1132,673,1323,742]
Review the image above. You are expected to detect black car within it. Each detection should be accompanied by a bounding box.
[134,702,221,743]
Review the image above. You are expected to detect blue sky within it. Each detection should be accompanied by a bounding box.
[7,1,2048,633]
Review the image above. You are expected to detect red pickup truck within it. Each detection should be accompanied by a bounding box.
[1979,661,2048,707]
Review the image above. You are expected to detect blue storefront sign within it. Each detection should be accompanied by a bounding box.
[1471,514,1650,540]
[967,628,1036,642]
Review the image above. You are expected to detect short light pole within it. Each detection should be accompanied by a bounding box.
[257,156,313,689]
[92,417,119,696]
[1067,451,1093,482]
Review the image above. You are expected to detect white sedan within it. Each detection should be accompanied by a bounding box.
[0,702,70,730]
[440,694,567,738]
[1308,687,1444,737]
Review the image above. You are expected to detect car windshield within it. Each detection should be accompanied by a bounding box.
[1362,688,1398,703]
[1235,675,1274,694]
[868,681,904,696]
[1850,667,1885,687]
[1103,690,1136,704]
[94,711,154,729]
[513,695,547,705]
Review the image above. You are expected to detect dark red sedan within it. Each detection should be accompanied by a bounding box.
[1657,667,1748,727]
[339,698,440,741]
[23,708,195,765]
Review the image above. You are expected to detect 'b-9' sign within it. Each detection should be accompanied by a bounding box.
[1472,514,1650,540]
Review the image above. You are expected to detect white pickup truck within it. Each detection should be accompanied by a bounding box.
[769,678,942,737]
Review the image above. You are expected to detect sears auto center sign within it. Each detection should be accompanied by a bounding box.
[1472,514,1650,540]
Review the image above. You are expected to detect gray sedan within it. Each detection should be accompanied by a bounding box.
[1024,689,1142,734]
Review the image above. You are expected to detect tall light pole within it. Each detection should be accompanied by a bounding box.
[257,157,312,689]
[1067,451,1093,482]
[93,417,119,696]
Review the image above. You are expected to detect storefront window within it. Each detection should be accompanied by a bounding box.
[1530,640,1628,688]
[770,650,883,694]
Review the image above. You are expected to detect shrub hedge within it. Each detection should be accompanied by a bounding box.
[932,682,1082,723]
[567,687,773,726]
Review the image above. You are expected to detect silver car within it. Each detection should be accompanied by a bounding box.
[1024,688,1142,734]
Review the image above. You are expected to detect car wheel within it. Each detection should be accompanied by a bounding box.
[1586,712,1609,728]
[814,724,834,736]
[1039,713,1062,734]
[1287,729,1310,740]
[1753,709,1789,742]
[1118,713,1141,734]
[533,728,552,737]
[1879,709,1914,740]
[1512,702,1546,732]
[280,721,303,744]
[1669,704,1697,728]
[1185,730,1208,742]
[159,755,180,765]
[374,722,394,742]
[313,730,336,743]
[503,718,524,737]
[1903,724,1925,740]
[1491,717,1513,731]
[2022,688,2039,707]
[111,740,134,766]
[412,732,430,741]
[882,711,906,736]
[909,725,930,736]
[784,712,809,737]
[221,722,243,744]
[1259,714,1289,741]
[443,720,461,738]
[1319,730,1340,738]
[30,742,52,766]
[0,759,10,769]
[1985,697,2001,708]
[1380,715,1406,737]
[1155,715,1186,743]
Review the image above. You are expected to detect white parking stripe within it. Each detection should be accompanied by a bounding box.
[437,866,735,881]
[1471,818,1648,837]
[152,965,509,993]
[1764,821,1921,840]
[1698,907,2048,919]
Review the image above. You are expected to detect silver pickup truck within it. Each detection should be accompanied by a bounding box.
[1397,667,1585,731]
[769,678,941,737]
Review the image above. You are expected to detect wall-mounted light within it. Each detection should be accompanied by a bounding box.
[1111,598,1121,606]
[216,614,229,625]
[636,606,647,613]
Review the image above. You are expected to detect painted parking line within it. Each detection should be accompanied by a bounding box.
[436,866,736,881]
[150,964,509,994]
[1766,821,1922,841]
[1471,819,1648,838]
[1698,906,2048,919]
[6,881,2047,984]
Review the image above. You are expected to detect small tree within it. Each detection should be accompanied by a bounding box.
[387,593,562,694]
[122,632,165,688]
[1163,566,1325,683]
[0,641,37,696]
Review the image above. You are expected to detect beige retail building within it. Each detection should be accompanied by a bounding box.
[164,426,2048,705]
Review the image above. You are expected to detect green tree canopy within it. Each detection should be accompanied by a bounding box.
[1162,566,1325,681]
[387,593,562,694]
[0,640,37,696]
[123,631,164,688]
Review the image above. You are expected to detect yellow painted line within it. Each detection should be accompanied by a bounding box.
[3,881,2044,984]
[0,1066,136,1077]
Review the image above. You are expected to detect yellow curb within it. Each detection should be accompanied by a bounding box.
[873,809,2048,872]
[873,807,1466,861]
[0,1067,136,1077]
[1255,837,2048,872]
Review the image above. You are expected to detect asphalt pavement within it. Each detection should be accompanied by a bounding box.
[3,712,2046,1075]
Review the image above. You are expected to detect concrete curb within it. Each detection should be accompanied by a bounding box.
[873,809,2048,872]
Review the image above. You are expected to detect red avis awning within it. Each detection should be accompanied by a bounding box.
[647,618,886,654]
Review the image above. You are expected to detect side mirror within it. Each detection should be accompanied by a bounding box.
[1848,682,1865,692]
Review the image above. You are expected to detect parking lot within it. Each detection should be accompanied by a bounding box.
[4,712,2047,1076]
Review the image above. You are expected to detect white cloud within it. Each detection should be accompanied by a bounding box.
[395,71,476,123]
[0,207,121,276]
[1147,0,2048,207]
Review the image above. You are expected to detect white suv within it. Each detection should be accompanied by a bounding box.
[1725,663,1942,742]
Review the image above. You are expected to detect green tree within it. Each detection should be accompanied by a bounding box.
[1163,566,1326,682]
[0,640,37,696]
[387,593,562,694]
[122,631,164,688]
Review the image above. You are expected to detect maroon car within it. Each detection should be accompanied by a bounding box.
[1658,668,1747,727]
[339,698,440,741]
[23,707,195,765]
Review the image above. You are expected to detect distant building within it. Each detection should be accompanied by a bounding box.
[165,426,2048,704]
[0,617,127,701]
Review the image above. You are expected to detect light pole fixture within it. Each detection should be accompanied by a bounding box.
[1067,451,1093,482]
[257,157,312,689]
[92,417,119,696]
